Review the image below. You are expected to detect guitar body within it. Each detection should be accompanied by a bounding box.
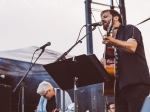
[103,47,116,96]
[102,19,116,96]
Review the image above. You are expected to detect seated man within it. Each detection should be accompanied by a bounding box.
[107,102,115,112]
[36,81,73,112]
[141,94,150,112]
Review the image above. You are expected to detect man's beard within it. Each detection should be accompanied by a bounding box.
[103,20,111,31]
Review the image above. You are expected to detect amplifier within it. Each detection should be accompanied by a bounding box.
[0,84,11,112]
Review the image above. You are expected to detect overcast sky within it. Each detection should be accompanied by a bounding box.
[0,0,150,67]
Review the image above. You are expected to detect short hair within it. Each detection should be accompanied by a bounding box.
[107,102,115,110]
[37,81,53,95]
[101,9,122,24]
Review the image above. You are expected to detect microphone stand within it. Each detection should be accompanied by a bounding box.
[55,26,97,112]
[13,49,45,112]
[55,26,96,63]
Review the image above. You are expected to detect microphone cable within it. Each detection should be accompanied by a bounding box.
[75,25,85,43]
[91,12,103,38]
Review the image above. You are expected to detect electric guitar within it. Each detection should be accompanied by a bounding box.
[102,20,116,96]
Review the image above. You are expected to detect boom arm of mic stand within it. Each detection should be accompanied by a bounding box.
[55,26,96,62]
[13,49,45,92]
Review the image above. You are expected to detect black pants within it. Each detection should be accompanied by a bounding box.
[115,84,150,112]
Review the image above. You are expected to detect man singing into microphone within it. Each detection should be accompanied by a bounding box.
[100,9,150,112]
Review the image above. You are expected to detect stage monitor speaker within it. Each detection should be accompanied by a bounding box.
[0,84,11,112]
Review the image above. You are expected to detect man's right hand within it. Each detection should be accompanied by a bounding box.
[52,109,59,112]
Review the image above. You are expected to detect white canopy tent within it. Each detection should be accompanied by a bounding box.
[0,46,72,65]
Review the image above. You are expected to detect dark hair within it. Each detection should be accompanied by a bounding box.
[107,102,115,110]
[101,9,122,24]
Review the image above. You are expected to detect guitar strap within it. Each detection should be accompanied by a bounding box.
[123,25,135,40]
[131,26,135,39]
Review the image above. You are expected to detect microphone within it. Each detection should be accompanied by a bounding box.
[36,42,51,51]
[0,75,5,79]
[85,21,103,26]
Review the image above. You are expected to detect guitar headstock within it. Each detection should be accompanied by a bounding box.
[107,19,113,36]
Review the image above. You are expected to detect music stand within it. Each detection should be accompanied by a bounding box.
[43,54,111,112]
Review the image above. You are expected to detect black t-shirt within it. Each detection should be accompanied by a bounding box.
[46,95,56,112]
[116,25,150,89]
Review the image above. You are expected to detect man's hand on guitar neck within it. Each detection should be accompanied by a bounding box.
[102,35,115,45]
